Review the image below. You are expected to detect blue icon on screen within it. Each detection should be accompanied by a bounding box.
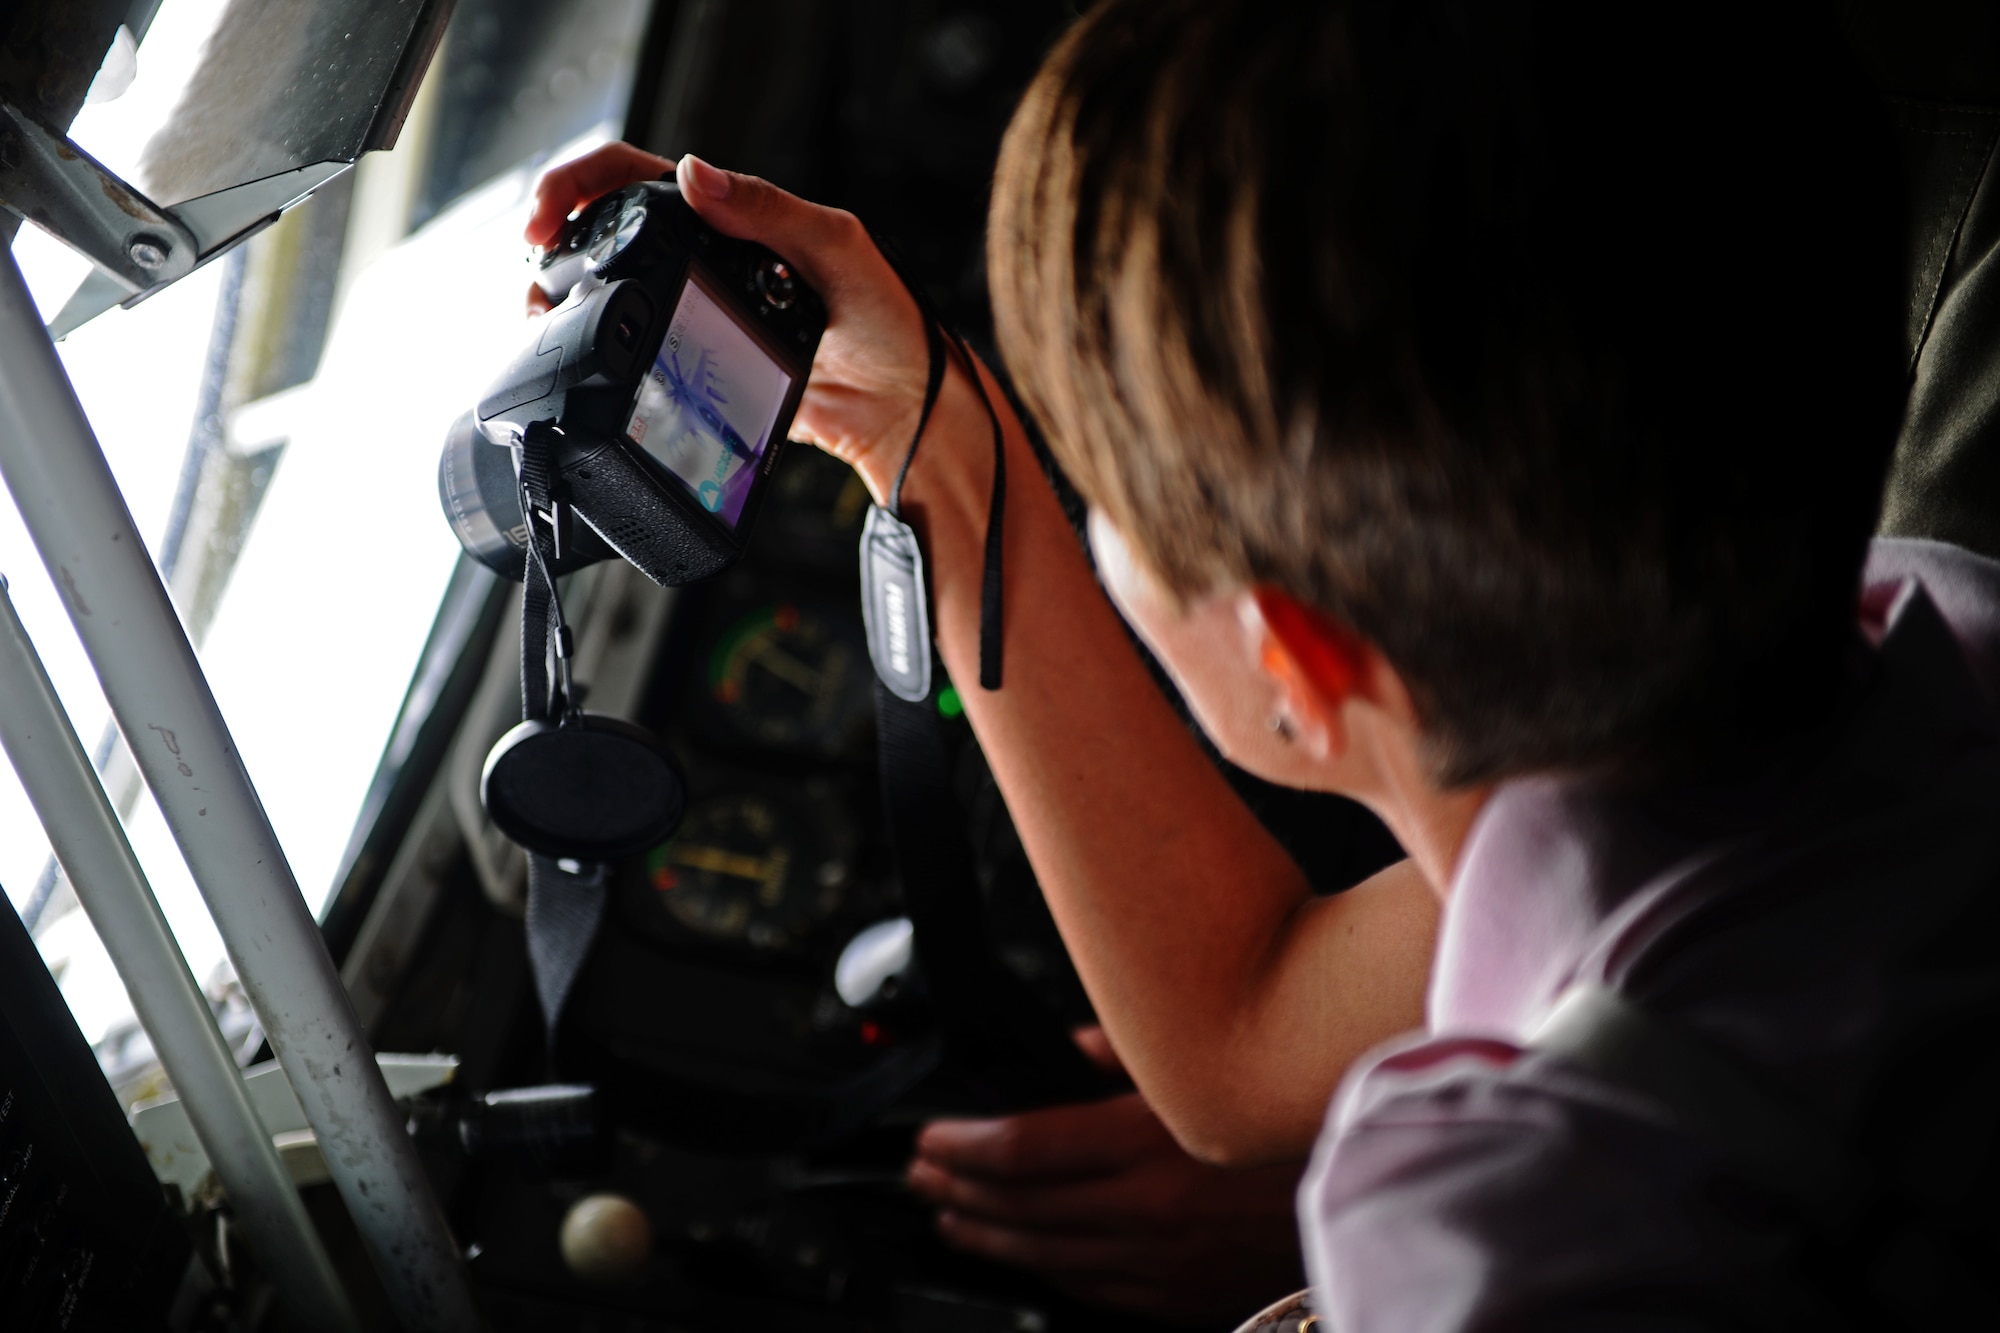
[662,347,757,464]
[698,480,723,511]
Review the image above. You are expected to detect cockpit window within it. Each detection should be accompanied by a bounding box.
[2,0,651,1084]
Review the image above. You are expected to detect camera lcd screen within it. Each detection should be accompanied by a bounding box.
[625,269,795,528]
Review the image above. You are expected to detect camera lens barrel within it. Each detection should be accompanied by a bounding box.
[437,410,615,582]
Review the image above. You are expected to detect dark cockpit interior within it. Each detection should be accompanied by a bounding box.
[2,2,1997,1330]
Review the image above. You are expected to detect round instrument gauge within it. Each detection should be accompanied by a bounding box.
[695,600,872,757]
[642,792,853,951]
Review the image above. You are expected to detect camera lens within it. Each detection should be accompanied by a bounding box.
[756,260,798,310]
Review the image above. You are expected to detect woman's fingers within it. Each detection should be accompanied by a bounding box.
[915,1095,1168,1183]
[676,156,875,294]
[908,1157,1191,1231]
[1073,1024,1128,1077]
[527,149,869,284]
[669,155,939,489]
[525,142,674,246]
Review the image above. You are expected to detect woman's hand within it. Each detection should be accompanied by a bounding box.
[524,141,676,249]
[524,144,939,500]
[907,1029,1308,1321]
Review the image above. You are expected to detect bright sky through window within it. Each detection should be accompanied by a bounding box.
[3,0,614,1044]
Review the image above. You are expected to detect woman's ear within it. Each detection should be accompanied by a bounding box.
[1245,588,1373,759]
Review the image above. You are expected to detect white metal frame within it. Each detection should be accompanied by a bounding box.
[0,250,480,1331]
[0,578,360,1333]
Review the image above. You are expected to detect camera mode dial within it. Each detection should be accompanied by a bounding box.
[582,191,654,283]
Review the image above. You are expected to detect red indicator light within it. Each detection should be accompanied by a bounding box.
[652,868,678,891]
[859,1021,884,1045]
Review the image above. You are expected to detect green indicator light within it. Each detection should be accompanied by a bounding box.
[936,686,963,718]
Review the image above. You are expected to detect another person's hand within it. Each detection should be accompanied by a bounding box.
[524,143,941,500]
[907,1028,1308,1323]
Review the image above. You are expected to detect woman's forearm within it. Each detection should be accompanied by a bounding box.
[892,355,1437,1163]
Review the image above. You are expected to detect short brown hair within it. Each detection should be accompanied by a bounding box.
[991,0,1903,785]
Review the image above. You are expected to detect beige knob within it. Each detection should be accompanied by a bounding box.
[559,1193,653,1283]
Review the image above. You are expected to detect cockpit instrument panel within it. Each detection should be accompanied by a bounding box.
[687,600,873,760]
[632,782,864,955]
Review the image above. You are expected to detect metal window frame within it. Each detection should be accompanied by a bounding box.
[0,577,360,1333]
[0,249,481,1331]
[0,4,481,1326]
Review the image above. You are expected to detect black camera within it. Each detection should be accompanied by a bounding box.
[435,180,826,873]
[433,173,1105,1108]
[439,180,826,586]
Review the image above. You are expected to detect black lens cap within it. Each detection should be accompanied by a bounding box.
[481,714,685,862]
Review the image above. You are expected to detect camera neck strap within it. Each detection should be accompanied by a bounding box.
[857,251,1107,1105]
[516,421,578,725]
[514,421,610,1043]
[878,308,1006,692]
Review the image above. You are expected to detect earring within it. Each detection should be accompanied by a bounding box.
[1269,713,1296,743]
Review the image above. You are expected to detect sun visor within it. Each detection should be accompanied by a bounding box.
[0,0,456,335]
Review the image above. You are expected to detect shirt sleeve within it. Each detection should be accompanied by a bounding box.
[1298,1046,1829,1333]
